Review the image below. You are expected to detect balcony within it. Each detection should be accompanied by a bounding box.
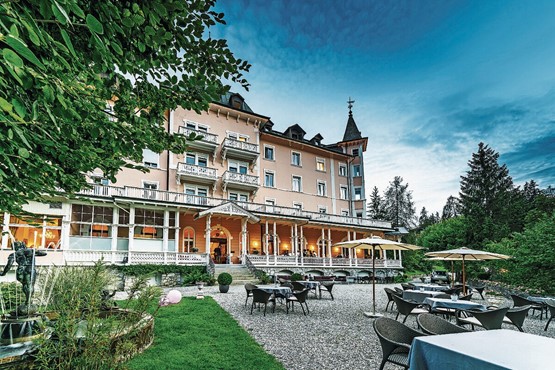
[176,162,218,186]
[221,138,259,163]
[222,170,259,193]
[178,126,219,155]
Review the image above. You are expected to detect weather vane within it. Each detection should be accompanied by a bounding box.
[347,97,355,113]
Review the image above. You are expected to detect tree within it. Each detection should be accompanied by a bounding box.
[382,176,416,228]
[367,186,386,220]
[459,143,519,246]
[441,195,460,220]
[0,0,250,215]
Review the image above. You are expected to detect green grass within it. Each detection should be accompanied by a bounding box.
[125,297,285,370]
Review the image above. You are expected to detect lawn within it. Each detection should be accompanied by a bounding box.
[126,296,285,370]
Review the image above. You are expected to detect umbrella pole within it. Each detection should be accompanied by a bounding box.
[451,261,454,288]
[462,256,466,295]
[363,245,383,318]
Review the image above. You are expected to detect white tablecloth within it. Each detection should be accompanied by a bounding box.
[403,290,445,303]
[423,297,486,312]
[411,283,450,292]
[409,329,555,370]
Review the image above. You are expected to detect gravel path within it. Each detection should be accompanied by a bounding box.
[161,283,555,370]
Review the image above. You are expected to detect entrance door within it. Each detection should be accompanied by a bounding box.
[211,237,227,264]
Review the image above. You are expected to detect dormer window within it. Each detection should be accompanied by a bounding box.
[229,94,244,109]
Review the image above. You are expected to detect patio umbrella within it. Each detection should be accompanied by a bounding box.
[333,236,423,318]
[425,247,511,294]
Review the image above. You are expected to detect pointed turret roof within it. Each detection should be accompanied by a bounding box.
[342,98,362,141]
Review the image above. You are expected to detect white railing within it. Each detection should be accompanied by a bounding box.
[177,163,217,180]
[222,171,259,186]
[246,255,402,268]
[75,186,391,229]
[178,127,218,144]
[222,137,259,153]
[63,250,208,265]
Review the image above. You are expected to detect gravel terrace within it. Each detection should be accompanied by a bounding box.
[163,283,555,370]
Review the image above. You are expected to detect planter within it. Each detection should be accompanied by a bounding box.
[219,285,230,293]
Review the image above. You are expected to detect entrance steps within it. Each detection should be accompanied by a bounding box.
[214,264,257,285]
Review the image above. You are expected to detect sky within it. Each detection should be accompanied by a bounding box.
[212,0,555,214]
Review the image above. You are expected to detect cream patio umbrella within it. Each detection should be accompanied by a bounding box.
[425,247,511,294]
[333,236,423,318]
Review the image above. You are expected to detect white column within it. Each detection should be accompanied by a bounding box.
[163,210,169,263]
[294,223,298,256]
[205,215,211,255]
[111,207,118,263]
[273,221,277,266]
[241,218,247,262]
[290,224,294,256]
[1,212,9,249]
[328,228,332,265]
[40,217,46,248]
[300,225,304,266]
[128,206,135,263]
[265,220,269,265]
[175,210,180,263]
[321,228,325,263]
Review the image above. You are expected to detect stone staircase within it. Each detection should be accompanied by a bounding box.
[214,264,257,285]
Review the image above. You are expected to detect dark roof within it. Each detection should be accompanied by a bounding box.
[217,92,254,113]
[342,111,362,141]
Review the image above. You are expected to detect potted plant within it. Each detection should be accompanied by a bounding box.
[217,272,233,293]
[291,273,303,282]
[191,247,199,253]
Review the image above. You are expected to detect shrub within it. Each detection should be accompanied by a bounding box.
[217,272,232,286]
[290,273,303,282]
[254,270,271,284]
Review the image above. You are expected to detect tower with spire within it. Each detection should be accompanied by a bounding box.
[337,98,368,218]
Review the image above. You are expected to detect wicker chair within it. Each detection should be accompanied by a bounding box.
[373,317,425,370]
[459,293,473,301]
[394,287,404,295]
[416,313,471,335]
[470,283,486,300]
[244,283,258,308]
[291,281,305,293]
[511,294,545,320]
[456,306,510,330]
[401,283,415,291]
[503,305,531,332]
[392,295,429,324]
[250,288,275,316]
[319,282,334,300]
[544,300,555,331]
[286,288,310,315]
[384,288,398,311]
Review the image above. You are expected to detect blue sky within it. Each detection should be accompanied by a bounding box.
[213,0,555,213]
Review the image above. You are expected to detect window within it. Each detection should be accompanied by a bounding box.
[186,153,208,167]
[228,132,249,142]
[292,176,302,192]
[354,187,362,200]
[71,205,113,237]
[142,149,159,168]
[229,160,248,174]
[92,176,109,195]
[134,208,164,239]
[265,199,276,206]
[316,158,326,172]
[185,186,208,205]
[49,202,62,209]
[291,152,301,166]
[338,164,347,176]
[318,206,327,214]
[264,145,275,160]
[340,185,348,200]
[352,148,359,156]
[229,192,248,202]
[356,211,363,218]
[293,202,303,210]
[353,164,361,177]
[317,181,326,196]
[264,171,275,187]
[182,227,195,253]
[341,209,350,216]
[185,120,208,133]
[142,181,158,199]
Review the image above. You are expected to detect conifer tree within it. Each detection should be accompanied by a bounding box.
[383,176,416,228]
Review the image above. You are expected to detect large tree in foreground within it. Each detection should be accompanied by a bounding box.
[0,0,250,215]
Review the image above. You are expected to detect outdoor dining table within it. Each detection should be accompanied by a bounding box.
[296,281,321,297]
[403,290,445,303]
[423,297,486,312]
[257,285,292,298]
[408,329,555,370]
[411,283,450,292]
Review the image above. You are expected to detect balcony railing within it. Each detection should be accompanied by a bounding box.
[222,137,259,153]
[177,162,217,183]
[76,185,391,229]
[222,171,259,191]
[178,127,218,144]
[246,255,403,268]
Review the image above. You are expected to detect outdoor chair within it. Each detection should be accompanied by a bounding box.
[373,317,425,370]
[291,281,306,293]
[544,300,555,331]
[394,287,404,295]
[434,293,451,299]
[444,287,463,295]
[470,283,486,300]
[244,283,258,308]
[416,313,471,335]
[456,306,510,330]
[510,294,545,320]
[384,288,398,311]
[250,288,275,316]
[503,305,531,332]
[459,293,473,301]
[392,295,429,324]
[319,282,334,300]
[401,283,415,291]
[286,288,310,315]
